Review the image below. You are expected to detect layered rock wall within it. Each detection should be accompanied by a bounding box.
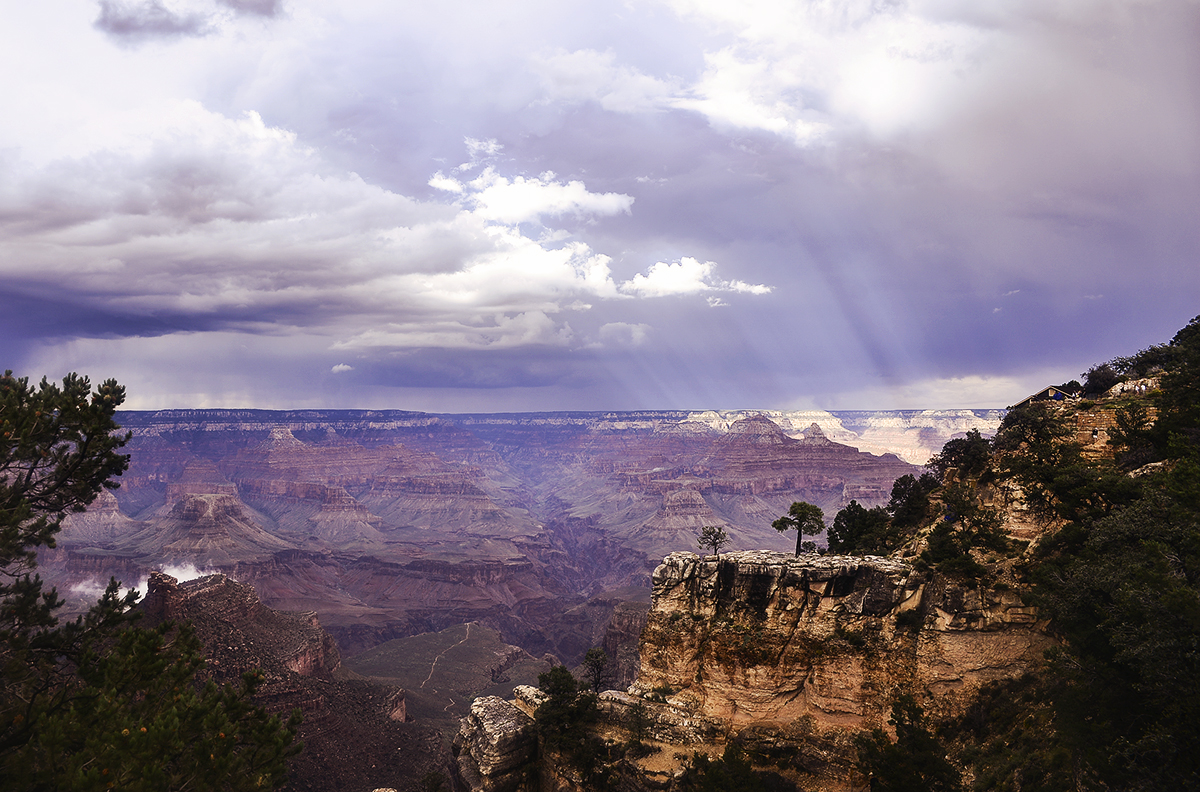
[455,550,1051,792]
[633,551,1051,729]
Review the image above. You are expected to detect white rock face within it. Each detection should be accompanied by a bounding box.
[683,409,1004,464]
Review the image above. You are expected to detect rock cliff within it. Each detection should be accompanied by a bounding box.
[633,551,1049,729]
[453,696,538,792]
[455,550,1051,791]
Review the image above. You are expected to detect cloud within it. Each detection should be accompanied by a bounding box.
[658,0,984,143]
[334,310,575,351]
[94,0,282,46]
[331,363,353,373]
[0,113,770,367]
[619,257,771,299]
[215,0,282,17]
[157,561,218,582]
[460,137,504,170]
[532,49,679,113]
[431,167,634,224]
[7,0,1198,410]
[66,559,215,603]
[95,1,211,43]
[817,369,1080,411]
[595,322,650,347]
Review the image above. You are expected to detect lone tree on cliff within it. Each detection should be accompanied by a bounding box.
[0,371,300,791]
[581,647,610,693]
[697,524,730,558]
[772,501,825,555]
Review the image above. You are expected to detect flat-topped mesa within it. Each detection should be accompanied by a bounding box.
[633,550,1049,730]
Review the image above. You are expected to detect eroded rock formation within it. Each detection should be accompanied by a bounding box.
[633,551,1049,728]
[455,550,1051,792]
[48,408,930,662]
[453,696,537,792]
[141,573,453,792]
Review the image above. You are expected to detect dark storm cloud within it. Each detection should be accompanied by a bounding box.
[0,288,187,346]
[95,1,211,42]
[356,347,596,391]
[5,1,1200,409]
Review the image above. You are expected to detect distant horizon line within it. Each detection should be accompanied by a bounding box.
[113,406,1009,418]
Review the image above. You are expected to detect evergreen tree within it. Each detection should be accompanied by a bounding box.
[535,665,609,782]
[927,429,991,483]
[581,647,610,693]
[772,501,825,555]
[886,473,938,530]
[680,743,789,792]
[856,695,963,792]
[829,500,895,554]
[1156,314,1200,456]
[0,371,300,790]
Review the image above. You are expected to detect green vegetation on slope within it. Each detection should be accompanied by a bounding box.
[850,314,1200,791]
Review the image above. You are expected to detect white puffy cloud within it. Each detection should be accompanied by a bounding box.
[595,322,651,347]
[669,47,832,145]
[524,2,982,145]
[619,257,771,299]
[430,167,634,224]
[659,0,984,141]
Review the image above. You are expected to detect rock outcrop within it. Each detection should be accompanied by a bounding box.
[140,573,454,792]
[602,600,650,690]
[633,551,1049,728]
[454,550,1052,792]
[452,696,538,792]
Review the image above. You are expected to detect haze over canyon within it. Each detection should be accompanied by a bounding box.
[48,407,997,659]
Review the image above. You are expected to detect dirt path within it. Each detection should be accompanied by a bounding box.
[420,621,474,689]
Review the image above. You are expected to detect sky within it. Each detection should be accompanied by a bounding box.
[2,0,1198,412]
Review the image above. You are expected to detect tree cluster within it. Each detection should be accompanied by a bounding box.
[856,695,963,792]
[534,665,610,786]
[0,372,300,791]
[860,313,1200,791]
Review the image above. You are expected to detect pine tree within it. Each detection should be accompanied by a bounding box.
[772,501,825,555]
[0,371,300,790]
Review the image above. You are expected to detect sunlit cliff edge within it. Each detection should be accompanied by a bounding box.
[454,547,1052,791]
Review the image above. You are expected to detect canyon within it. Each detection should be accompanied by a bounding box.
[49,408,996,660]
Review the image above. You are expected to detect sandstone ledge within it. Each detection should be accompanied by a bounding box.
[636,549,1051,729]
[453,696,537,792]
